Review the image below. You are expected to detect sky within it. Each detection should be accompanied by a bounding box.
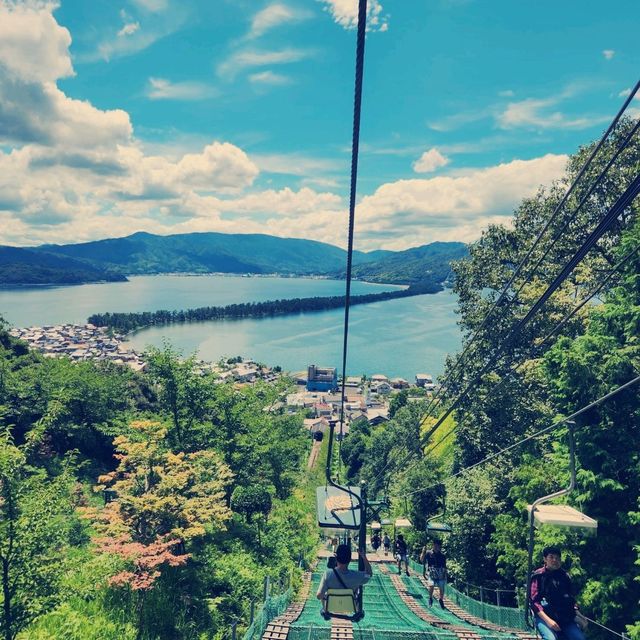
[0,0,638,251]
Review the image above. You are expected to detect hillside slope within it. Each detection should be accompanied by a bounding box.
[333,241,468,285]
[38,231,375,276]
[0,246,128,286]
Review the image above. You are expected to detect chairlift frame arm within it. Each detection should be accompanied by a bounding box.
[525,421,577,627]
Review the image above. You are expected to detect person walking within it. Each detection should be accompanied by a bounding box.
[382,533,391,556]
[422,539,447,608]
[529,546,586,640]
[394,534,410,576]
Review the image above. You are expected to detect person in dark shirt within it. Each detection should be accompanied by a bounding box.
[394,534,410,576]
[423,539,447,608]
[529,546,585,640]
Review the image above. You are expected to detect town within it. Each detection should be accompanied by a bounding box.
[9,324,437,437]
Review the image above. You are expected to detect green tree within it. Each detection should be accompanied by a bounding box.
[0,433,74,640]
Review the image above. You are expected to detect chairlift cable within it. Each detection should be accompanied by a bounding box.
[579,615,629,639]
[507,116,640,307]
[404,373,640,497]
[420,82,640,419]
[417,237,640,458]
[411,173,640,455]
[336,0,368,475]
[372,171,640,488]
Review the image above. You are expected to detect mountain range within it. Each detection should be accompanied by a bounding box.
[0,232,467,288]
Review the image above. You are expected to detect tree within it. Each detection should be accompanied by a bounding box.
[231,485,272,524]
[0,432,73,640]
[88,420,233,639]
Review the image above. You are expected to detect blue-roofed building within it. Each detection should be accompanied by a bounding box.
[306,364,337,392]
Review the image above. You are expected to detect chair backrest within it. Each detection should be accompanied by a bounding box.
[325,588,357,615]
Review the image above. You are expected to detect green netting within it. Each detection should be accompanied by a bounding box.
[242,588,293,640]
[289,628,458,640]
[291,564,459,638]
[407,560,528,632]
[446,586,528,632]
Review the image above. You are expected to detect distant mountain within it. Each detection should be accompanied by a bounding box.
[0,246,127,286]
[17,232,467,289]
[38,231,374,276]
[332,241,468,286]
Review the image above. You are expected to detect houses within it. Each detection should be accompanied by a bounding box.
[416,373,435,389]
[9,324,146,371]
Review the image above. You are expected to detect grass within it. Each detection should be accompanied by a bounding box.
[420,411,456,465]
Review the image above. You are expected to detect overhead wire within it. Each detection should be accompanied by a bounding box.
[420,81,640,420]
[335,0,368,480]
[404,373,640,498]
[372,167,640,489]
[414,172,640,447]
[418,235,640,459]
[370,92,640,490]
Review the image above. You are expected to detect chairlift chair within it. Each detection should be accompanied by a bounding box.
[525,421,597,628]
[426,487,453,535]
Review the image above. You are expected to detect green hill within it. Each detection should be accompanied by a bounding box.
[0,246,128,286]
[332,241,468,286]
[35,232,466,287]
[38,231,372,276]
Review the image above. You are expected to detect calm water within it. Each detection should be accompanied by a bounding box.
[0,275,461,379]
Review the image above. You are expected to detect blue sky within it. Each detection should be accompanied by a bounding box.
[0,0,638,250]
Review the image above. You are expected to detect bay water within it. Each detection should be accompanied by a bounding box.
[0,275,461,379]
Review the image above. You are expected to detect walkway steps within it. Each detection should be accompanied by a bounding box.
[261,572,312,640]
[415,575,537,640]
[331,618,354,640]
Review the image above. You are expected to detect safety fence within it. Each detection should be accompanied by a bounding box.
[408,560,528,632]
[241,587,294,640]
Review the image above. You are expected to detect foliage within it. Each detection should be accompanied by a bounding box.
[0,433,75,640]
[89,287,426,333]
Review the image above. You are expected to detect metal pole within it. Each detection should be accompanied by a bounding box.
[359,482,368,571]
[480,586,484,603]
[250,600,255,624]
[231,621,237,640]
[497,589,501,607]
[263,576,270,601]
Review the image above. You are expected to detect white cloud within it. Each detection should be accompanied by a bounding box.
[252,153,341,177]
[602,49,615,60]
[497,97,606,130]
[131,0,169,12]
[413,148,449,173]
[248,70,292,85]
[318,0,388,32]
[428,107,494,132]
[118,22,140,37]
[352,154,568,250]
[217,47,311,79]
[0,1,73,83]
[248,3,310,39]
[499,89,515,97]
[146,77,218,100]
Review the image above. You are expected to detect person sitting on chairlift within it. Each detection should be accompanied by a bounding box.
[317,544,372,616]
[530,546,586,640]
